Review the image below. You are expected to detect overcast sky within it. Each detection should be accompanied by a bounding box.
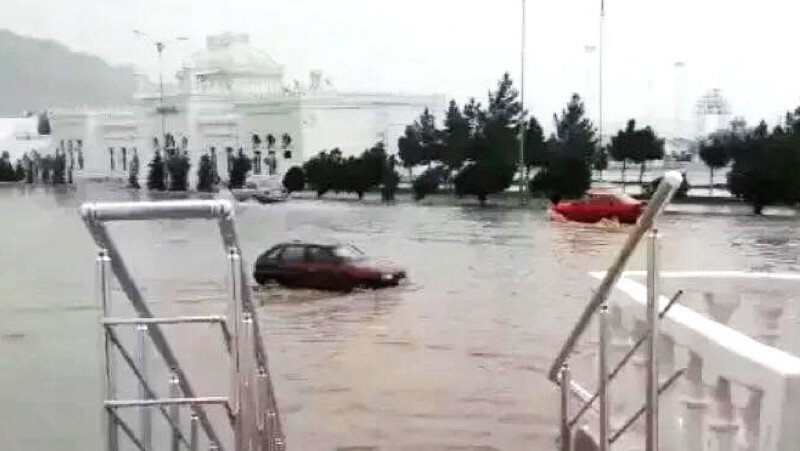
[3,0,800,136]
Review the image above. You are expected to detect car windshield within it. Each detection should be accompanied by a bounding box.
[332,245,365,261]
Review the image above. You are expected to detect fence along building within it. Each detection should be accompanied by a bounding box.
[50,32,444,184]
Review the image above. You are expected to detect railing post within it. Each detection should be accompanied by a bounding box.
[228,248,243,450]
[240,311,255,450]
[190,411,199,451]
[135,323,152,450]
[598,305,610,451]
[169,372,181,451]
[96,250,118,451]
[646,228,660,451]
[560,364,572,451]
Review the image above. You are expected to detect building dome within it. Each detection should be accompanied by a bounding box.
[190,32,283,76]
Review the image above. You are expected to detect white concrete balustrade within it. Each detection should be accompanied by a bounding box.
[587,271,800,451]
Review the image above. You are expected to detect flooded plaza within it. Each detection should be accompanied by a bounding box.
[2,183,800,450]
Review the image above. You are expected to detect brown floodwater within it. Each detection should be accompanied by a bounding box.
[1,183,799,450]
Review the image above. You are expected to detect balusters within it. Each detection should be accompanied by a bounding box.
[228,247,244,449]
[96,249,119,451]
[240,312,256,450]
[632,320,650,436]
[598,306,610,451]
[135,323,152,450]
[169,372,181,451]
[646,229,660,451]
[609,304,634,418]
[189,411,199,451]
[755,298,785,347]
[741,389,762,451]
[681,352,708,451]
[657,335,679,451]
[709,377,739,451]
[704,292,739,325]
[560,364,571,451]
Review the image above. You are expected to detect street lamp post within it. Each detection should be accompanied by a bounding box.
[598,0,605,152]
[519,0,527,203]
[133,30,188,142]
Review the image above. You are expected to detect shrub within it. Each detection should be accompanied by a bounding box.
[412,165,448,200]
[228,149,252,189]
[197,154,215,192]
[454,162,515,205]
[166,152,191,191]
[147,151,166,190]
[282,166,306,192]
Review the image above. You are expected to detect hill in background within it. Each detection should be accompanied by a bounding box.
[0,29,134,115]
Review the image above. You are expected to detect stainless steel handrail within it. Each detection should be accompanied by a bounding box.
[87,243,223,447]
[104,326,191,447]
[547,171,683,382]
[81,199,284,450]
[104,315,233,354]
[567,289,683,428]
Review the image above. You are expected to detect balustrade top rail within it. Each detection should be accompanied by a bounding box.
[598,271,800,450]
[547,171,683,382]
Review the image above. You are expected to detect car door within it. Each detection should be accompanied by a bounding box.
[276,244,307,286]
[305,246,340,289]
[254,245,283,283]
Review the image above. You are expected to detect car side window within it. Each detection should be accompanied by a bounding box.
[264,247,281,260]
[280,245,306,263]
[307,246,337,263]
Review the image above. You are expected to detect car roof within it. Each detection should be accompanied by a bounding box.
[276,241,336,248]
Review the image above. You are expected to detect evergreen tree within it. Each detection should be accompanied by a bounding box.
[282,166,306,193]
[37,112,51,135]
[592,146,609,180]
[529,94,595,200]
[524,116,547,169]
[0,151,14,181]
[699,131,734,194]
[727,113,800,214]
[629,125,665,184]
[14,160,24,181]
[197,154,215,192]
[381,154,400,201]
[442,99,469,171]
[166,151,191,191]
[147,151,166,190]
[228,149,252,189]
[53,151,66,184]
[453,73,522,205]
[608,119,635,188]
[413,165,448,200]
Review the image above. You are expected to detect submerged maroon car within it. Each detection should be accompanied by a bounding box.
[253,242,406,291]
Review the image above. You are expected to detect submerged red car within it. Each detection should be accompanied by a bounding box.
[253,242,406,291]
[549,191,645,224]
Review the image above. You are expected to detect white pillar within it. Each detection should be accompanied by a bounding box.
[708,377,739,451]
[681,352,708,451]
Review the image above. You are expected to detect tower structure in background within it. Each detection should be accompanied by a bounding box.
[672,61,687,139]
[695,89,731,138]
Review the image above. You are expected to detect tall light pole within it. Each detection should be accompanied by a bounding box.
[598,0,605,152]
[518,0,527,203]
[133,30,188,142]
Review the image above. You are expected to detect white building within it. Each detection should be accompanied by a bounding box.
[50,32,444,183]
[0,117,51,162]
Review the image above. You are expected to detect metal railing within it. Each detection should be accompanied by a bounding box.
[549,171,683,451]
[81,199,284,450]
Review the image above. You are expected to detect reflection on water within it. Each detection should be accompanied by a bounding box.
[1,183,800,449]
